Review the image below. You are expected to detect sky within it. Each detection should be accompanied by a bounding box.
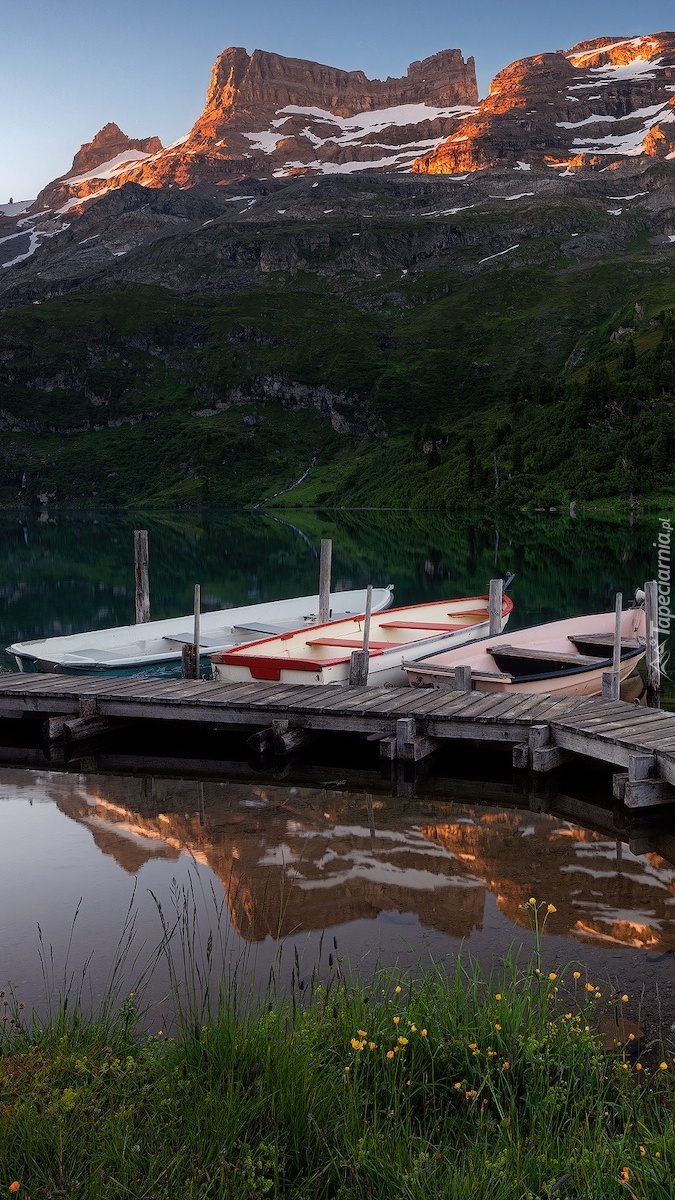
[2,0,674,201]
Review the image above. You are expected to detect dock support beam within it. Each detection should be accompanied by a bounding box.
[612,751,675,808]
[134,530,150,624]
[380,717,440,763]
[512,725,573,773]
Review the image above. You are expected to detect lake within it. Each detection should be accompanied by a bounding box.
[1,507,674,1029]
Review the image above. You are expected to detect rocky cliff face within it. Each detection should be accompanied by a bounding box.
[35,47,478,211]
[38,123,163,210]
[413,33,675,175]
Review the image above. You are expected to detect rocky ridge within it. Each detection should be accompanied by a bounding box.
[414,33,675,175]
[36,47,478,213]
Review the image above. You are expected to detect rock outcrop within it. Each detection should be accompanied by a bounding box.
[35,47,478,210]
[38,123,163,210]
[413,33,675,175]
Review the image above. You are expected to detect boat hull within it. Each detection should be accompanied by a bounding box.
[403,608,646,696]
[7,586,394,678]
[211,593,514,686]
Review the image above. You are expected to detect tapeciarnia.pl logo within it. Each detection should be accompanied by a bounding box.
[656,518,673,682]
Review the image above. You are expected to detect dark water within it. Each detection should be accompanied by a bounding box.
[1,507,675,1028]
[0,507,666,661]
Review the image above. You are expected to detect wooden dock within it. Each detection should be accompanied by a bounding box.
[1,673,675,809]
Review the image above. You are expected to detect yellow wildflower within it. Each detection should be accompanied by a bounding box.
[344,1066,350,1073]
[350,1038,365,1051]
[640,1146,646,1156]
[357,1029,367,1037]
[656,1152,661,1158]
[494,1023,502,1031]
[548,972,557,982]
[487,1049,496,1057]
[398,1036,409,1046]
[368,1041,377,1051]
[621,994,629,1003]
[495,993,502,1001]
[636,1063,643,1071]
[465,1089,477,1098]
[420,1029,427,1037]
[9,1186,20,1195]
[572,971,581,980]
[410,1024,417,1032]
[585,983,595,993]
[394,985,402,994]
[502,1061,510,1069]
[386,1050,395,1059]
[406,1079,411,1087]
[528,896,536,905]
[469,1042,478,1050]
[454,1081,462,1090]
[393,1016,400,1025]
[660,1061,668,1070]
[595,991,602,999]
[620,1167,630,1183]
[547,903,557,914]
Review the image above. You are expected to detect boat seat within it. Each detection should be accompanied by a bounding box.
[378,621,469,631]
[163,633,236,648]
[567,633,644,654]
[304,637,392,649]
[486,644,607,667]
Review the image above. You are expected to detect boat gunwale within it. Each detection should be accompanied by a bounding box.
[209,594,514,668]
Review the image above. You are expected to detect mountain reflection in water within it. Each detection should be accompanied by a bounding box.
[23,767,675,956]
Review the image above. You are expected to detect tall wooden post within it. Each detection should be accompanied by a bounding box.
[193,585,201,657]
[488,578,503,637]
[134,530,150,624]
[318,539,332,624]
[645,579,660,709]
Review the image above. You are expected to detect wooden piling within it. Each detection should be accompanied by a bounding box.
[193,585,201,666]
[349,584,372,686]
[645,579,660,709]
[318,539,332,624]
[182,644,198,680]
[602,592,622,701]
[134,530,150,624]
[489,578,503,637]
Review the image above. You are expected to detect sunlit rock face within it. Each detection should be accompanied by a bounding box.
[37,123,163,211]
[34,47,478,212]
[412,33,675,175]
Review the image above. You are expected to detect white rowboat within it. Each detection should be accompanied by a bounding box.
[7,586,395,677]
[210,593,514,686]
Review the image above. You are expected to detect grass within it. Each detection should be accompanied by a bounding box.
[2,898,675,1198]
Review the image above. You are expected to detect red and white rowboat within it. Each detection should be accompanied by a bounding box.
[403,607,646,696]
[209,593,514,686]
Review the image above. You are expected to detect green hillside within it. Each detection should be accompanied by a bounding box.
[1,229,674,510]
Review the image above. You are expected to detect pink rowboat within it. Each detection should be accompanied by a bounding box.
[403,607,646,696]
[210,593,514,686]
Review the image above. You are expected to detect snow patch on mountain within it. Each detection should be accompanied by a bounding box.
[0,200,34,217]
[65,150,152,184]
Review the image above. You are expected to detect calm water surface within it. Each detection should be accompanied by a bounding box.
[1,508,675,1027]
